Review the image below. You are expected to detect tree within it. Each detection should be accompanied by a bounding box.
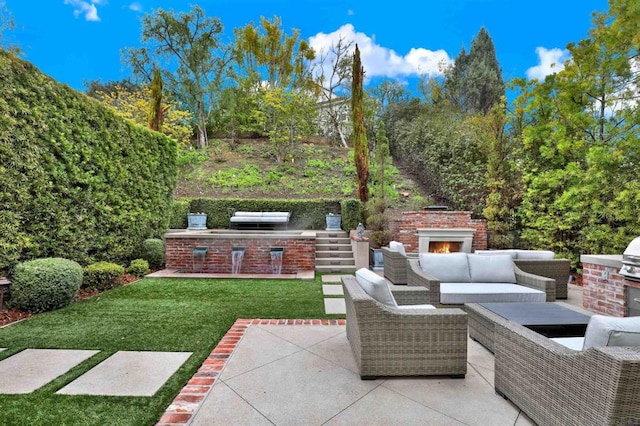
[0,4,20,54]
[148,68,164,131]
[513,0,640,261]
[122,5,226,149]
[352,44,369,203]
[232,15,317,149]
[90,82,193,146]
[443,27,505,115]
[312,36,353,147]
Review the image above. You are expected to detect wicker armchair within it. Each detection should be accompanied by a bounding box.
[381,247,417,285]
[406,258,556,305]
[342,275,468,379]
[513,258,571,299]
[493,319,640,426]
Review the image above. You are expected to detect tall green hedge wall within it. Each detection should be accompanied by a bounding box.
[0,51,177,275]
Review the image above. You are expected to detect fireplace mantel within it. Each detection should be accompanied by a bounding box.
[417,228,476,253]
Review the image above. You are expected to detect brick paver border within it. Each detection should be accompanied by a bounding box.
[156,318,346,425]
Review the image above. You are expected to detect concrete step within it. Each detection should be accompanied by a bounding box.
[315,258,356,266]
[315,231,349,239]
[315,237,351,245]
[316,264,357,274]
[316,244,352,252]
[315,251,353,259]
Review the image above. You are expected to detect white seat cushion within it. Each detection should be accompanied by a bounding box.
[551,337,585,351]
[514,250,555,259]
[439,283,546,304]
[583,315,640,349]
[467,254,516,283]
[355,268,397,308]
[419,253,470,283]
[397,304,436,310]
[389,241,406,256]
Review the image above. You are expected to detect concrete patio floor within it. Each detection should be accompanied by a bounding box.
[159,284,587,425]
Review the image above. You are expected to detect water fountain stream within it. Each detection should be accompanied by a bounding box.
[231,247,245,275]
[270,247,284,275]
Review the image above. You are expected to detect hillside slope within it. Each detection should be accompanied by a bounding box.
[174,138,431,210]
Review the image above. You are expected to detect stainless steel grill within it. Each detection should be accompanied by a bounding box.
[620,237,640,282]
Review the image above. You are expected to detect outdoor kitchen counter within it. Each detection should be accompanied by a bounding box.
[580,254,622,269]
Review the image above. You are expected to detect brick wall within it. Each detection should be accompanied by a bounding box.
[582,262,640,317]
[390,211,487,253]
[165,236,315,274]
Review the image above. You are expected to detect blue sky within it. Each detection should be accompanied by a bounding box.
[3,0,610,93]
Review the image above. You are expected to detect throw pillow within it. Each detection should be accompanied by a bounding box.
[583,315,640,349]
[419,253,471,283]
[468,254,516,283]
[355,268,397,307]
[388,241,407,256]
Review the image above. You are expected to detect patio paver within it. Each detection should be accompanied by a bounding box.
[56,351,192,396]
[322,284,344,295]
[0,349,99,394]
[324,297,346,314]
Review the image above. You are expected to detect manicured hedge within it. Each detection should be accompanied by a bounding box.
[0,51,177,275]
[168,198,363,231]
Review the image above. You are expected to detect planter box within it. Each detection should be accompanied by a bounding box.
[187,214,207,230]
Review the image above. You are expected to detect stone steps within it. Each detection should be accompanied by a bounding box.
[315,230,356,274]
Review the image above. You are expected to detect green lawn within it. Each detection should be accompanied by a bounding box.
[0,276,343,425]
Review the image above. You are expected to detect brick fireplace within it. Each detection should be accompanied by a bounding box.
[390,210,487,253]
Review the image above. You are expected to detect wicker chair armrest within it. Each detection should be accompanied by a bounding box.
[381,246,406,260]
[391,286,430,305]
[514,265,556,301]
[406,259,440,305]
[494,319,640,425]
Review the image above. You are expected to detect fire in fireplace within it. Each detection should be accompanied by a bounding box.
[429,242,461,253]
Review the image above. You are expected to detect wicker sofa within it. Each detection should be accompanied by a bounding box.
[475,249,571,299]
[342,272,468,379]
[407,253,556,306]
[493,317,640,426]
[381,246,417,284]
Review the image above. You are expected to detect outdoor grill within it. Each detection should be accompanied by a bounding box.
[619,236,640,282]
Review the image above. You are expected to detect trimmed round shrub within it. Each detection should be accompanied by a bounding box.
[83,261,125,291]
[8,257,83,313]
[127,258,149,278]
[141,238,165,269]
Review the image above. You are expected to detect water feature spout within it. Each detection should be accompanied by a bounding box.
[270,247,284,275]
[232,247,245,275]
[192,246,209,272]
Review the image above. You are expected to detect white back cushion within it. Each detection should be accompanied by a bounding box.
[514,250,555,259]
[419,253,470,283]
[355,268,397,307]
[474,249,518,259]
[388,241,406,256]
[583,315,640,349]
[468,254,516,283]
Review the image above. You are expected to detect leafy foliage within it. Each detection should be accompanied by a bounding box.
[8,258,82,313]
[82,261,125,291]
[0,51,178,275]
[141,238,165,269]
[127,259,150,277]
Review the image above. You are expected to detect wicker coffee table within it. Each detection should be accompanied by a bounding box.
[466,302,591,352]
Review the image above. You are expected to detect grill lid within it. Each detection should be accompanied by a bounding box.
[620,236,640,281]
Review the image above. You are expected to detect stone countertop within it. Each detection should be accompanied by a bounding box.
[580,254,622,268]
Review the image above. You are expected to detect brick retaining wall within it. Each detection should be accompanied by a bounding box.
[165,236,315,274]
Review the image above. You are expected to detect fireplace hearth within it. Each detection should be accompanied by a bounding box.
[417,228,475,253]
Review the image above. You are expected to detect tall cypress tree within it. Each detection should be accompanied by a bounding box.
[444,27,504,115]
[148,68,164,131]
[352,44,369,203]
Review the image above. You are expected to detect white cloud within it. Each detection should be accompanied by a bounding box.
[308,24,452,83]
[128,2,142,12]
[526,47,570,80]
[64,0,104,22]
